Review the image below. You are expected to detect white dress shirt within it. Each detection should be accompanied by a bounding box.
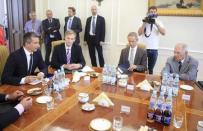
[89,15,97,36]
[66,16,74,31]
[20,47,33,84]
[128,46,137,64]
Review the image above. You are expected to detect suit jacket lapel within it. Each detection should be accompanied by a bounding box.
[134,47,139,64]
[180,56,189,73]
[20,48,29,74]
[61,44,67,64]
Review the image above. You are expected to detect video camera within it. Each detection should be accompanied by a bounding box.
[142,13,157,24]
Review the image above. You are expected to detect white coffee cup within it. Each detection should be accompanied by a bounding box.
[197,121,203,131]
[78,93,89,103]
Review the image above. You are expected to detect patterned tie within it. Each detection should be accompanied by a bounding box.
[178,61,182,71]
[28,54,33,75]
[66,48,71,64]
[92,16,96,34]
[129,48,134,65]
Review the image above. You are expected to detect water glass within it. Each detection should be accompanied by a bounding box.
[173,112,183,128]
[44,87,52,96]
[113,116,123,131]
[46,98,54,111]
[42,78,48,86]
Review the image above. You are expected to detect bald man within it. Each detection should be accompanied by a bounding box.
[162,43,198,81]
[84,5,105,67]
[42,10,62,65]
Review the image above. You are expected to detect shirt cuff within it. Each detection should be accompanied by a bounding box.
[14,104,25,115]
[5,94,9,101]
[20,77,26,84]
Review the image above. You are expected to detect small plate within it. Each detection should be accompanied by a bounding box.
[90,118,112,131]
[81,103,95,111]
[180,85,194,91]
[27,88,42,96]
[36,96,52,104]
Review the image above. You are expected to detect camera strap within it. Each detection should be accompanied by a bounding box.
[144,24,153,38]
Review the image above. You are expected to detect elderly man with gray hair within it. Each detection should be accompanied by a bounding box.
[162,43,198,81]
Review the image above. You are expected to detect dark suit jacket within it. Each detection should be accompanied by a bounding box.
[51,43,86,69]
[1,47,47,85]
[42,18,62,40]
[0,94,20,130]
[84,15,105,44]
[162,55,198,81]
[64,16,82,44]
[118,46,147,72]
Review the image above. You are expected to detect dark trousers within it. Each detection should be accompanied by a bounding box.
[87,36,104,67]
[147,49,158,74]
[44,36,57,65]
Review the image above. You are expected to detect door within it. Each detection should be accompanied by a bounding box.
[6,0,35,52]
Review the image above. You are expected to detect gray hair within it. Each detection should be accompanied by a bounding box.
[175,43,188,53]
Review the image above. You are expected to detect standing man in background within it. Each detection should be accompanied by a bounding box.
[42,10,62,65]
[64,7,82,45]
[84,5,105,67]
[24,11,42,37]
[138,6,165,74]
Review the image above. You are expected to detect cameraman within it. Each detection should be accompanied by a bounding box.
[138,6,165,74]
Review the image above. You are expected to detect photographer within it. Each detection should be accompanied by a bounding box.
[138,6,165,74]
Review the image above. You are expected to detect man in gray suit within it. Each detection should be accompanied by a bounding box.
[118,32,147,73]
[162,43,198,81]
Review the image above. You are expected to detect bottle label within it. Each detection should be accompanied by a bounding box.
[155,115,162,123]
[147,112,154,120]
[164,116,171,125]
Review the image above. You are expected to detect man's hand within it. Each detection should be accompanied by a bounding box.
[63,64,81,70]
[128,64,137,71]
[24,76,37,84]
[7,90,24,101]
[37,72,44,80]
[99,41,104,46]
[20,97,32,111]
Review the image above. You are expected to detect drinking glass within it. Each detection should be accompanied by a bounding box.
[113,116,123,131]
[173,112,184,128]
[46,98,54,111]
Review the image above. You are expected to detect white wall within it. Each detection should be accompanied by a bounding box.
[35,0,203,80]
[0,0,5,25]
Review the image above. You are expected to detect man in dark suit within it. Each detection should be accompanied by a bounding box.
[0,90,32,130]
[42,10,62,65]
[162,43,198,81]
[84,5,105,67]
[118,32,147,73]
[51,30,85,70]
[1,32,47,85]
[64,7,82,45]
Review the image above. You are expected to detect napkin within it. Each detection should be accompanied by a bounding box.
[93,92,114,107]
[81,66,94,72]
[136,80,153,91]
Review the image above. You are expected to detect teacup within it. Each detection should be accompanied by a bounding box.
[78,93,89,103]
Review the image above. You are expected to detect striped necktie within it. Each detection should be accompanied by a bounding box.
[66,48,71,64]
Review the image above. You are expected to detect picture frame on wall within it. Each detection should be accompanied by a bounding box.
[149,0,203,16]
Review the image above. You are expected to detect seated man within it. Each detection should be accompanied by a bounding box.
[0,90,32,130]
[51,30,86,70]
[162,43,198,81]
[1,32,47,85]
[118,32,147,73]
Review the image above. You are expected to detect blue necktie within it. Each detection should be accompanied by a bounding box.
[28,54,33,75]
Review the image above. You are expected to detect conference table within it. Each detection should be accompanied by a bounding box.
[0,68,202,131]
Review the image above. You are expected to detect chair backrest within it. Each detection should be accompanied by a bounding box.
[0,45,9,78]
[137,43,146,50]
[50,40,65,59]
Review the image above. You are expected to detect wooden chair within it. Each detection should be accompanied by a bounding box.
[0,45,9,81]
[50,40,65,59]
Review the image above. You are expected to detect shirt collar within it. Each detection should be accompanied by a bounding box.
[130,45,137,50]
[69,16,74,20]
[92,15,97,19]
[65,44,72,50]
[23,47,33,56]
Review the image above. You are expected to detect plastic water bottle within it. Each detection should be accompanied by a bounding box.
[161,73,168,94]
[167,74,174,95]
[163,90,173,125]
[173,74,180,96]
[147,90,157,123]
[60,66,66,88]
[155,92,165,123]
